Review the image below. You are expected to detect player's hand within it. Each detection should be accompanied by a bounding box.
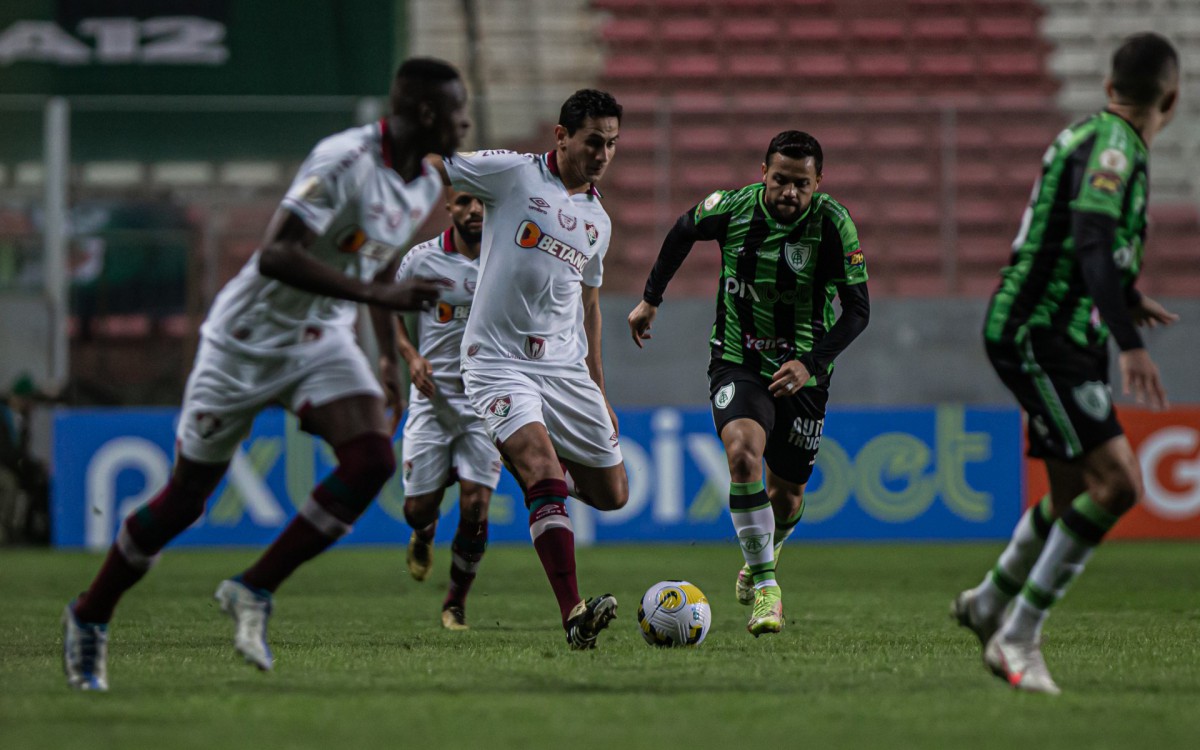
[1130,295,1179,329]
[377,277,441,311]
[627,301,657,349]
[407,355,438,399]
[769,360,811,399]
[1118,348,1168,411]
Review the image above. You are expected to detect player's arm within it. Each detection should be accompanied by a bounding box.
[367,254,407,411]
[394,311,436,400]
[1073,210,1169,409]
[583,283,618,434]
[628,207,709,348]
[257,209,440,312]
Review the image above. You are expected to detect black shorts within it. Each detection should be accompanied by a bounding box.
[707,359,829,485]
[986,331,1123,461]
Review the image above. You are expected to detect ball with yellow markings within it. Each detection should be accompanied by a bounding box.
[637,580,712,647]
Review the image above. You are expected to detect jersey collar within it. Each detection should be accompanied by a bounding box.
[440,227,456,254]
[544,150,602,198]
[1100,109,1148,150]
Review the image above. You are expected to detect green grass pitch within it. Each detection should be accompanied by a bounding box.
[2,542,1198,749]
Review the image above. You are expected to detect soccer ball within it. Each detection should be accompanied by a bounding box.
[637,580,712,647]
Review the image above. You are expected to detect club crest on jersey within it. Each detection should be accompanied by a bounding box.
[714,383,735,409]
[525,335,547,360]
[1099,148,1128,173]
[488,396,512,418]
[1073,381,1112,421]
[515,220,589,273]
[465,279,477,293]
[195,412,223,440]
[784,241,814,273]
[585,221,598,246]
[558,210,577,231]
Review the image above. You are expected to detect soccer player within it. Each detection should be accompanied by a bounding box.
[953,33,1180,695]
[395,188,501,630]
[628,131,870,636]
[61,58,470,691]
[428,89,628,649]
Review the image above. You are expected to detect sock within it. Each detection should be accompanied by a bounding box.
[973,495,1054,622]
[527,478,580,625]
[730,480,776,588]
[772,501,805,564]
[1000,493,1120,642]
[241,433,394,592]
[444,518,488,609]
[73,478,209,623]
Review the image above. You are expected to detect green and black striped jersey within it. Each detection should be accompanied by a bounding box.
[692,184,868,382]
[984,111,1149,350]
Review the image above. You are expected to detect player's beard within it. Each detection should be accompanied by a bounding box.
[455,221,482,244]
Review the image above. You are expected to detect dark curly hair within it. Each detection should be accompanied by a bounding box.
[559,89,623,135]
[765,131,823,174]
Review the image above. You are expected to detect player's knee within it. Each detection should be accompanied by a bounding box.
[404,493,440,529]
[459,488,490,523]
[589,472,629,512]
[336,432,396,496]
[1100,474,1141,515]
[725,445,760,482]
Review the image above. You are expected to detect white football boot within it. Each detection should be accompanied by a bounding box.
[984,634,1062,695]
[62,604,109,691]
[214,578,274,671]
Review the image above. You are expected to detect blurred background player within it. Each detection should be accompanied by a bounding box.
[61,58,469,690]
[395,188,501,630]
[954,33,1180,695]
[430,89,628,650]
[628,131,870,637]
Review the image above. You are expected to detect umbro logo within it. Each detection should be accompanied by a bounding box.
[528,196,551,215]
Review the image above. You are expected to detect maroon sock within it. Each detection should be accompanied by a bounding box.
[73,546,147,623]
[527,479,579,626]
[443,518,487,609]
[74,478,209,623]
[241,433,395,592]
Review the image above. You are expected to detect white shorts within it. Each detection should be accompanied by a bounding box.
[462,367,623,469]
[177,334,383,464]
[401,388,502,495]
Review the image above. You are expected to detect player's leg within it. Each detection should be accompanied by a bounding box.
[64,456,228,691]
[218,393,394,670]
[984,333,1126,693]
[400,409,454,582]
[440,428,503,629]
[64,343,252,690]
[440,480,491,630]
[956,458,1084,644]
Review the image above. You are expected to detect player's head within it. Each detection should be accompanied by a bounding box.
[445,187,484,245]
[554,89,623,185]
[390,57,470,156]
[761,131,823,222]
[1107,33,1179,127]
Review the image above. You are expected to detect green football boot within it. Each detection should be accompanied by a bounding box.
[747,585,784,636]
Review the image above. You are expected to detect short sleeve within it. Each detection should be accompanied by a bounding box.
[582,229,608,287]
[1071,125,1137,219]
[280,137,357,235]
[395,247,421,282]
[444,150,530,204]
[819,206,868,285]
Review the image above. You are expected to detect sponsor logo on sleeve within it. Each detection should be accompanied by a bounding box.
[525,335,546,360]
[515,221,589,273]
[703,191,723,211]
[1088,171,1123,194]
[1099,148,1129,173]
[488,395,512,418]
[848,250,865,267]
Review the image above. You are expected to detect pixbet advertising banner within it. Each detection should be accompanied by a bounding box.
[53,405,1023,550]
[1025,407,1200,539]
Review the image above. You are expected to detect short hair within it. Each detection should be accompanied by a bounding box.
[765,131,823,174]
[391,57,461,112]
[558,89,623,135]
[1110,33,1179,106]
